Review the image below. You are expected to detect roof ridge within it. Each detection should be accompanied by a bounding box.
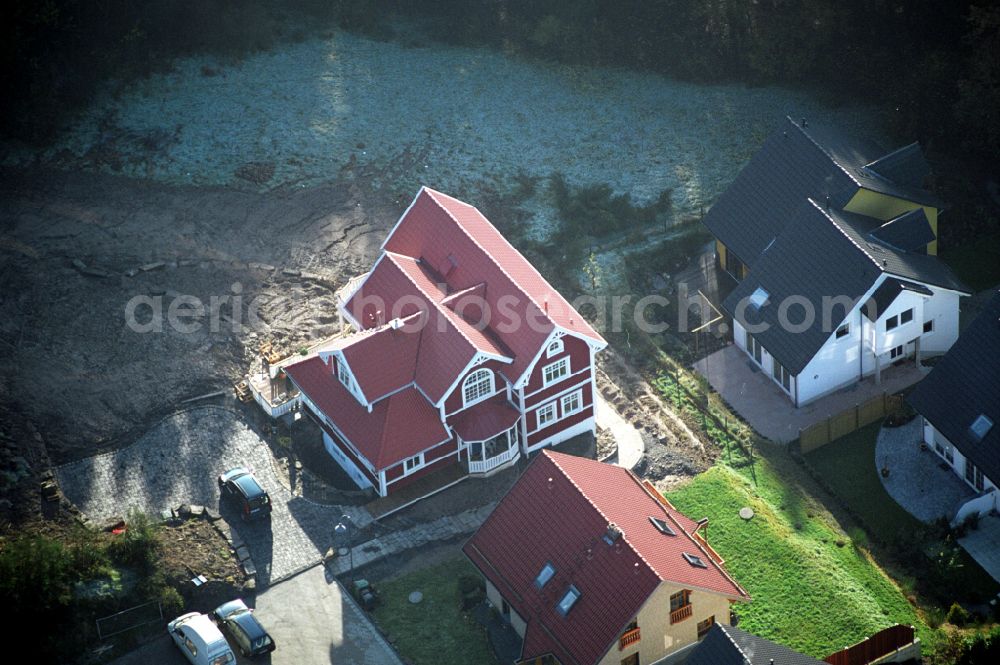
[787,116,862,188]
[383,250,513,364]
[383,250,484,358]
[422,188,564,340]
[544,453,658,579]
[808,198,883,272]
[864,141,921,170]
[719,624,753,665]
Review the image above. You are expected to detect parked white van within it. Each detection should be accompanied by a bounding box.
[167,612,236,665]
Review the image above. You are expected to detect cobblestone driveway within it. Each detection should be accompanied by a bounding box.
[56,406,369,585]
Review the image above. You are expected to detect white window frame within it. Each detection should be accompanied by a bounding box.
[403,453,425,475]
[537,402,557,428]
[900,308,913,325]
[560,390,583,417]
[890,344,904,359]
[542,357,570,386]
[462,368,494,407]
[923,319,934,335]
[835,322,849,339]
[546,338,564,358]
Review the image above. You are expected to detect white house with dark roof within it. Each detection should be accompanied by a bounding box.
[908,291,1000,525]
[703,117,969,407]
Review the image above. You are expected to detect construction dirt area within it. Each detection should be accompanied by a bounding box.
[0,163,713,510]
[0,25,878,520]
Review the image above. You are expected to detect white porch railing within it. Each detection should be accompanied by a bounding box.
[469,445,520,475]
[249,375,300,418]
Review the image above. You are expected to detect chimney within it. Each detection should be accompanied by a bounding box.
[605,522,623,544]
[390,317,403,330]
[801,117,808,128]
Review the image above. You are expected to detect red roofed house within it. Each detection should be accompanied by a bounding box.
[283,187,607,496]
[464,450,750,665]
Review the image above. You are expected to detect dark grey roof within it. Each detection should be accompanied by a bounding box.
[826,207,968,293]
[909,291,1000,485]
[704,117,944,269]
[869,209,936,252]
[863,278,934,321]
[723,201,882,375]
[866,142,931,189]
[702,116,858,268]
[685,624,825,665]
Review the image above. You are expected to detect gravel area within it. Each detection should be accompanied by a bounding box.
[55,406,370,585]
[876,417,975,523]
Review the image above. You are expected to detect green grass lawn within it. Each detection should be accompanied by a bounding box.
[666,451,930,659]
[371,558,498,665]
[805,423,1000,607]
[941,231,1000,292]
[805,422,924,539]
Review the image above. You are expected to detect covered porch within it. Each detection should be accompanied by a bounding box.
[450,394,523,477]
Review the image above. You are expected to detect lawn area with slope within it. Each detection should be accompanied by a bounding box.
[666,451,932,659]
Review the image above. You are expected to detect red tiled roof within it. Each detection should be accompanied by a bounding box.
[449,394,521,442]
[335,314,422,403]
[284,356,450,470]
[343,252,511,403]
[383,188,606,384]
[463,451,749,665]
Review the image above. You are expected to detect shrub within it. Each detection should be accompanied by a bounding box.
[157,584,185,616]
[947,601,972,626]
[109,509,160,572]
[457,574,483,596]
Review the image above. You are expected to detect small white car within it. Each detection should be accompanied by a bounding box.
[167,612,235,665]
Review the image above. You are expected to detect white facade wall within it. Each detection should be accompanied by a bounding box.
[918,288,961,356]
[734,273,962,407]
[923,421,998,495]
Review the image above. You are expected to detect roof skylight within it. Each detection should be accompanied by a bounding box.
[649,516,676,536]
[748,287,769,310]
[970,414,994,442]
[556,585,581,616]
[683,552,708,569]
[535,562,556,589]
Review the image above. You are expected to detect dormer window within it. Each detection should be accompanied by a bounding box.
[970,414,994,442]
[535,562,556,589]
[835,323,849,339]
[463,369,494,407]
[556,585,580,616]
[546,338,564,358]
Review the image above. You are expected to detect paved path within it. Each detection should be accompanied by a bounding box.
[694,345,926,443]
[595,393,644,469]
[328,503,496,576]
[56,406,369,585]
[876,418,975,523]
[958,514,1000,585]
[255,563,402,665]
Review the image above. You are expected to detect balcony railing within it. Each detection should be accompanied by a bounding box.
[670,604,692,624]
[468,445,520,475]
[619,627,641,650]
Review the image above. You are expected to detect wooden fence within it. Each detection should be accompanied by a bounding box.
[824,624,915,665]
[799,392,904,454]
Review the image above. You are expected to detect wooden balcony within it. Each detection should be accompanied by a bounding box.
[619,627,641,650]
[670,604,693,624]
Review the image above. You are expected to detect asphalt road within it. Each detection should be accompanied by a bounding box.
[111,563,401,665]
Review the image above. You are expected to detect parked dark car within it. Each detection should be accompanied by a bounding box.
[213,599,276,657]
[217,468,272,521]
